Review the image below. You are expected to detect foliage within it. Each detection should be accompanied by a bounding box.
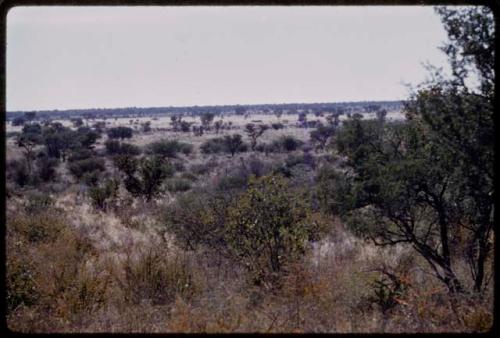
[146,140,192,159]
[88,179,119,210]
[107,126,133,140]
[116,155,174,201]
[245,123,269,150]
[225,175,310,286]
[68,157,105,179]
[105,139,141,156]
[310,125,337,151]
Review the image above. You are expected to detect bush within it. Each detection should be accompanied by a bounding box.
[271,123,285,130]
[165,178,192,192]
[35,154,59,182]
[107,126,133,139]
[200,137,226,154]
[266,136,303,153]
[88,179,119,210]
[105,140,141,155]
[68,149,94,162]
[225,175,310,287]
[68,157,105,179]
[147,140,192,159]
[119,247,199,305]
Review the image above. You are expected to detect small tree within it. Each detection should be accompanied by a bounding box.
[117,155,173,201]
[245,123,269,151]
[223,134,247,157]
[310,125,336,151]
[200,112,215,130]
[225,175,310,286]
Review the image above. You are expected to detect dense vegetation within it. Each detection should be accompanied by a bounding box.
[5,7,493,333]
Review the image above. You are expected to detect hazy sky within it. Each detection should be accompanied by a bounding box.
[7,6,450,111]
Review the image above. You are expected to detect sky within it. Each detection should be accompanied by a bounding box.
[6,6,450,111]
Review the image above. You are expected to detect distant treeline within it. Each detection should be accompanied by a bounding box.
[6,100,403,121]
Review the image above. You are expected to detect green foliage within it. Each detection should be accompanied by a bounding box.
[225,175,310,286]
[146,140,192,159]
[68,157,105,179]
[107,126,133,139]
[201,135,247,157]
[117,156,174,201]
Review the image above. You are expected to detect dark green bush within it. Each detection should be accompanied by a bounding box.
[68,157,105,179]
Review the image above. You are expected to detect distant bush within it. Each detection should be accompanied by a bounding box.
[105,140,141,156]
[12,116,26,126]
[107,126,133,140]
[200,137,226,154]
[68,157,105,179]
[200,135,247,157]
[262,135,303,153]
[147,140,192,159]
[271,123,285,130]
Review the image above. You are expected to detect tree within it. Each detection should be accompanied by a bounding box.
[245,123,269,151]
[214,120,223,134]
[17,132,41,175]
[119,156,174,201]
[223,134,246,157]
[330,6,494,294]
[310,125,336,151]
[200,112,215,130]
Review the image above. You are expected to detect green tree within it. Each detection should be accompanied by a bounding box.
[330,6,494,294]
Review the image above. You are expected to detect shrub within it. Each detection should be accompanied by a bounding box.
[35,154,59,182]
[271,123,285,130]
[119,247,199,305]
[200,137,226,154]
[165,178,192,192]
[225,175,310,287]
[147,140,192,159]
[105,140,141,156]
[68,149,94,162]
[88,179,119,210]
[68,157,105,179]
[107,126,133,139]
[118,156,174,201]
[266,136,303,153]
